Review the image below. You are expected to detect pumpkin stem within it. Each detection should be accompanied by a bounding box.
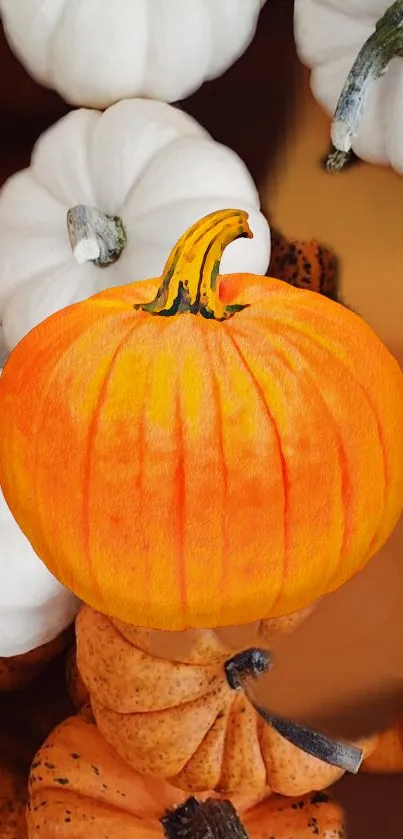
[224,647,273,689]
[225,648,363,774]
[66,205,127,267]
[135,209,253,321]
[161,797,250,839]
[325,0,403,173]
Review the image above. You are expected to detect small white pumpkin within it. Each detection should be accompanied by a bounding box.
[0,0,267,107]
[0,98,270,351]
[0,329,7,367]
[294,0,403,173]
[0,370,79,658]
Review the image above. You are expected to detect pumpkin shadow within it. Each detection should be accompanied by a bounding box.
[0,643,74,777]
[335,772,403,839]
[0,21,69,158]
[182,0,300,190]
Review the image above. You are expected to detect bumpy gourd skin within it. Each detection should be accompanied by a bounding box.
[269,229,339,300]
[26,714,347,839]
[75,605,376,794]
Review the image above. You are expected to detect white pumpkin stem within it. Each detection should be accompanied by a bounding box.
[67,205,127,267]
[326,0,403,173]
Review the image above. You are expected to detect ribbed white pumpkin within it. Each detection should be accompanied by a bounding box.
[0,369,79,658]
[0,0,267,107]
[294,0,403,172]
[0,99,270,352]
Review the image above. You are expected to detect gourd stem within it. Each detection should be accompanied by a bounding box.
[66,204,127,267]
[225,649,363,774]
[161,798,250,839]
[326,0,403,173]
[135,209,253,321]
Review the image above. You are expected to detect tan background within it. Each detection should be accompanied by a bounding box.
[0,1,402,836]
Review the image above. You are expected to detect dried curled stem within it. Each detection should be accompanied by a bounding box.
[162,798,250,839]
[225,648,363,774]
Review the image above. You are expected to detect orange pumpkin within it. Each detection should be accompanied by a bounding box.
[1,209,403,631]
[27,713,347,839]
[75,604,375,794]
[0,630,70,692]
[362,718,403,774]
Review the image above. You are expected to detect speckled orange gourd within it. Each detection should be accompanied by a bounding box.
[26,714,347,839]
[0,209,402,630]
[75,605,376,794]
[269,229,339,299]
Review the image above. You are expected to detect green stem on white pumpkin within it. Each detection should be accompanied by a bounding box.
[66,205,127,267]
[161,798,250,839]
[135,209,253,321]
[225,649,364,774]
[326,0,403,173]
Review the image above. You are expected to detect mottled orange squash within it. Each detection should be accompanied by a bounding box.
[27,714,347,839]
[70,606,313,726]
[269,229,339,300]
[0,210,402,631]
[0,631,70,692]
[76,605,376,794]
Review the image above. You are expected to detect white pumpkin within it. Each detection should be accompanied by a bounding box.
[0,370,79,658]
[0,98,270,351]
[294,0,403,173]
[0,0,267,107]
[0,329,7,367]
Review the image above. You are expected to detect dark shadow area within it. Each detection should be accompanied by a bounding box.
[0,648,74,777]
[184,0,300,188]
[335,772,403,839]
[0,20,69,160]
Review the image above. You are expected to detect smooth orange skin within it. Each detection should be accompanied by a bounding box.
[75,605,376,794]
[27,714,347,839]
[0,272,403,630]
